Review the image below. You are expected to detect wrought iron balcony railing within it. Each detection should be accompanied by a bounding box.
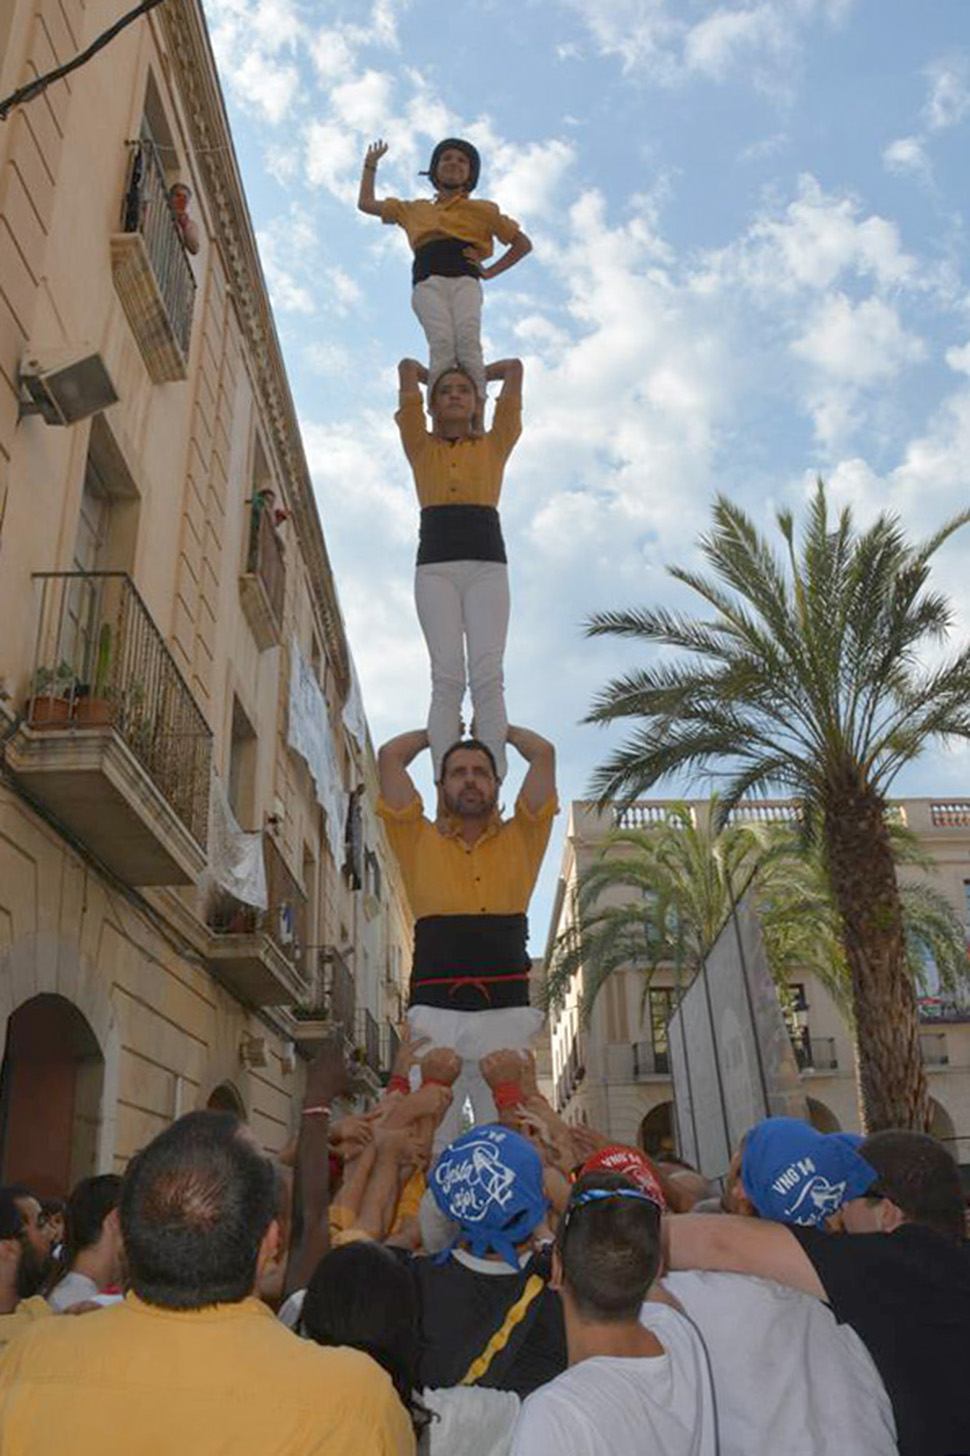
[792,1031,838,1072]
[121,140,196,361]
[356,1007,382,1076]
[28,572,212,848]
[206,833,307,972]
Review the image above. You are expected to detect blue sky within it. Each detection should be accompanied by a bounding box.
[200,0,970,939]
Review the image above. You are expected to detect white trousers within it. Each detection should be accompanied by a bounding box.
[414,559,509,781]
[407,1004,545,1152]
[412,276,486,403]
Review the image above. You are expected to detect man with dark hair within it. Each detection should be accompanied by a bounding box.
[510,1172,716,1456]
[0,1191,53,1348]
[0,1111,415,1455]
[379,724,556,1143]
[667,1128,970,1456]
[0,1186,54,1300]
[47,1174,123,1311]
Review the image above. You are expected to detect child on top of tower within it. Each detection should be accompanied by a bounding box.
[358,137,532,431]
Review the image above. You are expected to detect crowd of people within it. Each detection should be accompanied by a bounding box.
[0,1032,967,1456]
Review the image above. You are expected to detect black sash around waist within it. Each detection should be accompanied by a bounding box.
[417,505,507,566]
[412,237,481,286]
[410,913,531,1010]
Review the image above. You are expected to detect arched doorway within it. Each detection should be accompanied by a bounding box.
[207,1082,246,1116]
[0,995,104,1196]
[806,1097,842,1134]
[639,1101,676,1159]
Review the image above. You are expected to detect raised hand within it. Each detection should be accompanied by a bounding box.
[364,138,388,167]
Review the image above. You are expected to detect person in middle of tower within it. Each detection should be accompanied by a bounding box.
[358,136,532,432]
[396,354,522,784]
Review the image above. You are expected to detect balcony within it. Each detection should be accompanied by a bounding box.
[239,503,285,650]
[356,1007,382,1077]
[205,836,308,1007]
[634,1040,670,1079]
[288,947,357,1052]
[792,1032,839,1073]
[920,1032,949,1067]
[110,141,196,383]
[8,572,211,884]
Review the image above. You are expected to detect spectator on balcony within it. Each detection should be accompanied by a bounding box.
[0,1110,415,1456]
[378,724,556,1145]
[666,1129,970,1456]
[168,182,200,255]
[46,1175,124,1312]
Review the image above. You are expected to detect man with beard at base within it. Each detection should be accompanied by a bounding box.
[378,726,556,1145]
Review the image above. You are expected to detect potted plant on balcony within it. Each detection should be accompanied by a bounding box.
[74,624,114,727]
[28,661,76,727]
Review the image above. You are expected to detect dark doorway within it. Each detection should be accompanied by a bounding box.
[0,995,104,1196]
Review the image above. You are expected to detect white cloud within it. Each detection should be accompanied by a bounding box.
[946,340,970,377]
[698,174,917,298]
[923,56,970,132]
[330,69,396,134]
[883,136,932,185]
[792,294,925,386]
[304,341,352,376]
[306,120,361,200]
[554,0,856,86]
[685,6,788,82]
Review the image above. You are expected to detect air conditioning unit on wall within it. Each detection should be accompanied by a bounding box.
[18,345,119,426]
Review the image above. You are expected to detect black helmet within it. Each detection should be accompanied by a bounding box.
[426,137,480,191]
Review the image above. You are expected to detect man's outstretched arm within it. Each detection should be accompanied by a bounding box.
[507,724,555,813]
[378,729,429,811]
[664,1213,826,1300]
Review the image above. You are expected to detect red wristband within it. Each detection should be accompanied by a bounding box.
[492,1081,524,1111]
[387,1074,410,1095]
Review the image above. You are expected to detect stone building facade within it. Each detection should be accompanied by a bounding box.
[0,0,411,1192]
[545,798,970,1173]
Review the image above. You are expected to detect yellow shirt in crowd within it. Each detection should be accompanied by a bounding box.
[0,1292,415,1456]
[395,390,522,508]
[378,793,556,920]
[379,194,521,260]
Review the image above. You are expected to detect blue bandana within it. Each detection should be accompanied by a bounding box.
[742,1117,877,1227]
[430,1124,548,1268]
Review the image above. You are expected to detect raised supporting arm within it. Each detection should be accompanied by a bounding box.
[378,729,429,811]
[507,724,556,813]
[357,139,388,216]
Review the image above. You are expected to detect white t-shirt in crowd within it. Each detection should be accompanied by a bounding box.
[662,1270,897,1456]
[47,1271,99,1312]
[422,1386,520,1456]
[509,1301,716,1456]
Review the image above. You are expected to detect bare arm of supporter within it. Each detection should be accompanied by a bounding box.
[357,138,388,216]
[378,728,429,811]
[485,357,523,396]
[283,1038,350,1298]
[664,1212,826,1300]
[398,357,428,395]
[469,230,533,281]
[358,1127,424,1242]
[507,724,556,814]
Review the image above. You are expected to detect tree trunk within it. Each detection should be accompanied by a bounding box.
[823,775,929,1132]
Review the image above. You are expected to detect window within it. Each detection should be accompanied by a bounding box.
[648,988,677,1074]
[227,697,257,829]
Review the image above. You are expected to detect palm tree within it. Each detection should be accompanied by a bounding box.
[583,483,970,1130]
[547,806,968,1036]
[545,801,766,1020]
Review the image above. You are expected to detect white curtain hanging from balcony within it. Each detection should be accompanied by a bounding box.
[208,773,268,910]
[288,637,348,867]
[342,653,367,752]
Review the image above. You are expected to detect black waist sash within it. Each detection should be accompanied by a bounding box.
[417,505,506,566]
[412,237,481,285]
[410,913,531,1010]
